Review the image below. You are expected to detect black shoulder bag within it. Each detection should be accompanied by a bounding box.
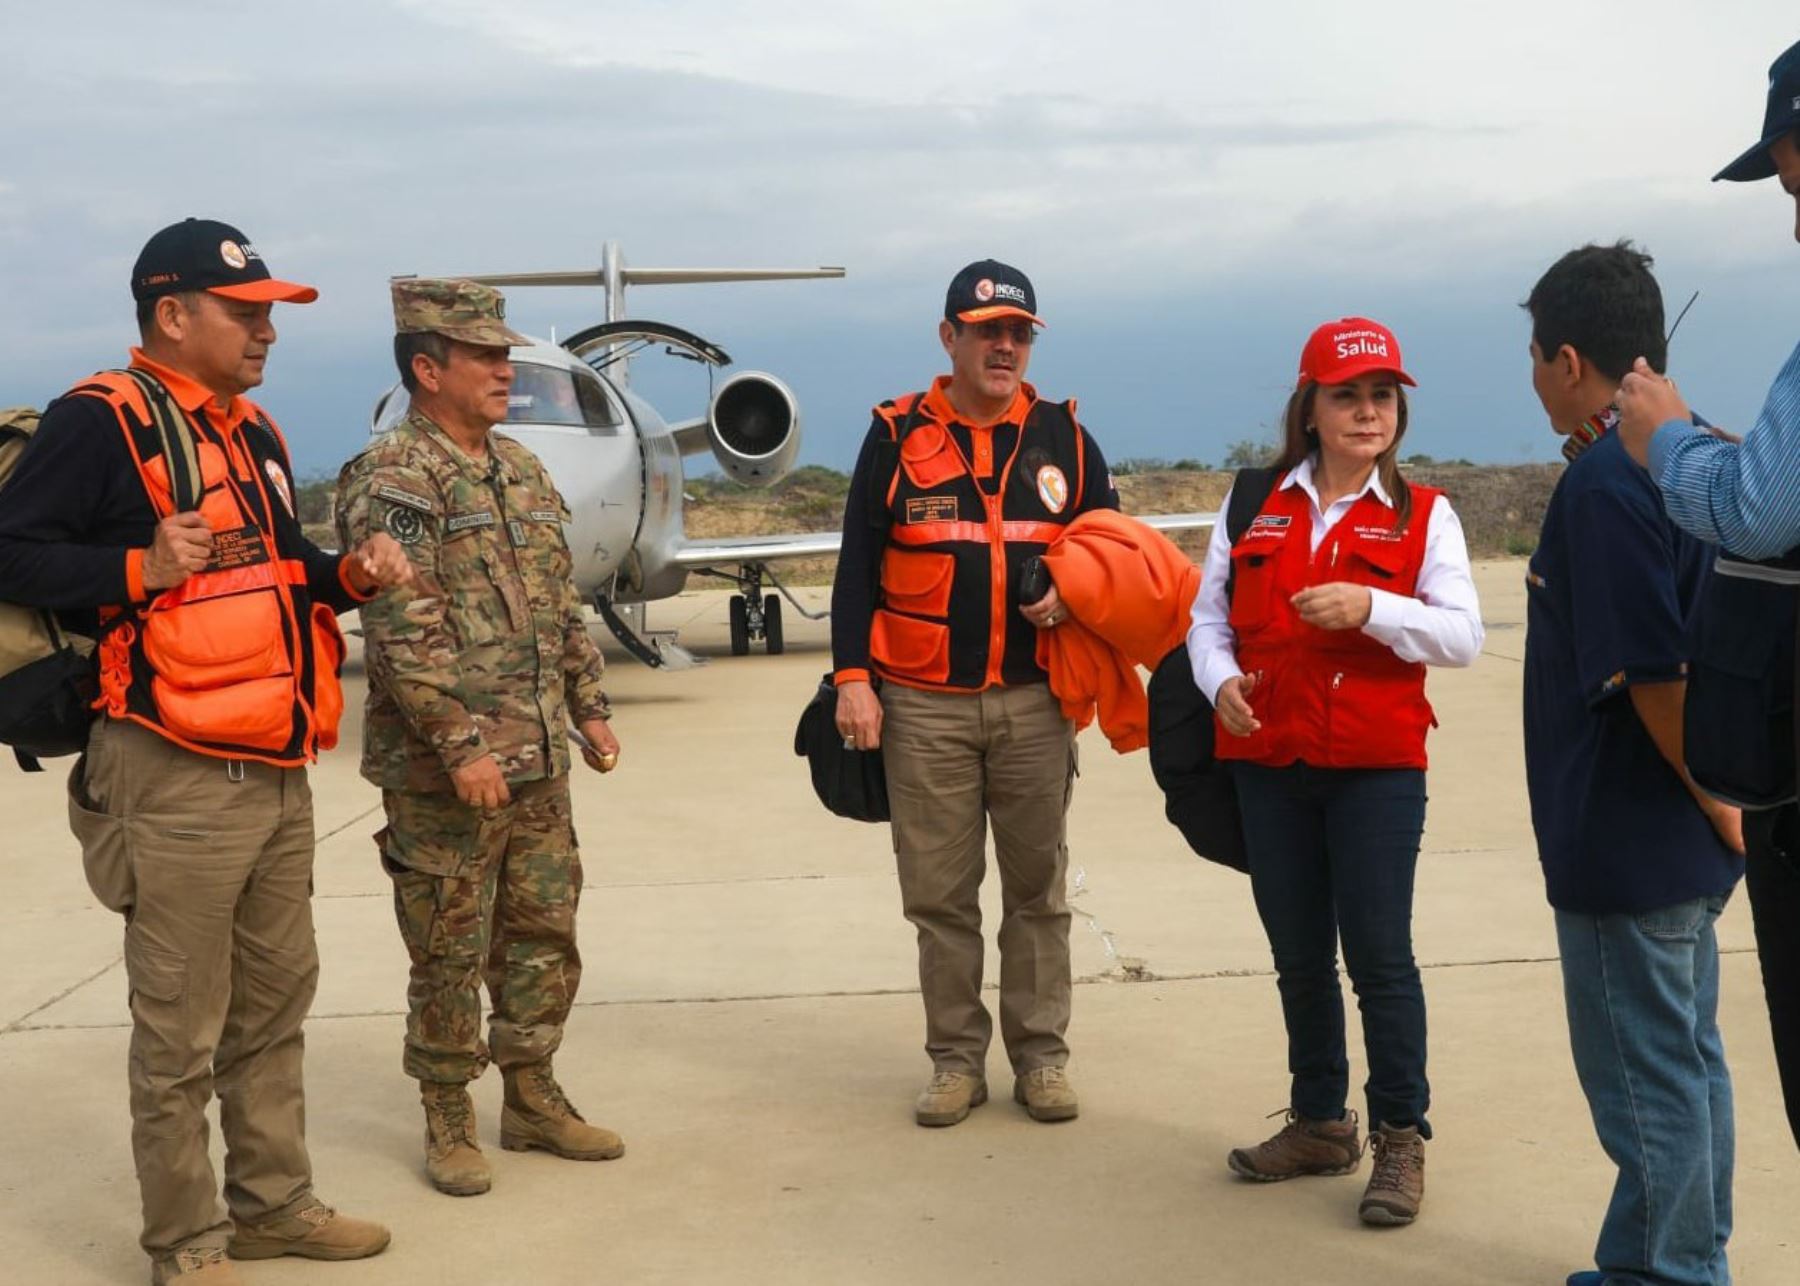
[1145,465,1281,871]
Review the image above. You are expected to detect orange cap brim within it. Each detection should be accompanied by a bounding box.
[210,279,319,304]
[956,305,1045,327]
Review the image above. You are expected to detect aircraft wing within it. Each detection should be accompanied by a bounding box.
[1134,511,1219,535]
[671,531,842,567]
[671,513,1214,569]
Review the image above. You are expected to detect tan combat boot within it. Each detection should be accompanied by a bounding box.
[1013,1066,1080,1122]
[1359,1123,1425,1225]
[228,1198,390,1261]
[914,1070,988,1127]
[150,1246,242,1284]
[419,1080,492,1196]
[500,1062,625,1160]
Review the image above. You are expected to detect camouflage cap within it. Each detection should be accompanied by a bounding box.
[390,277,530,347]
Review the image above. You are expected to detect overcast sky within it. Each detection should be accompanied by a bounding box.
[4,1,1798,478]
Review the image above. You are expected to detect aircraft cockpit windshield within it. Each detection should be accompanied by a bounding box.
[508,362,622,434]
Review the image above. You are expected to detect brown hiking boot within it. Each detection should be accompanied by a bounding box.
[421,1080,492,1196]
[150,1246,241,1284]
[1359,1123,1425,1225]
[1012,1066,1080,1122]
[228,1198,390,1261]
[500,1061,625,1160]
[914,1070,988,1127]
[1227,1108,1363,1181]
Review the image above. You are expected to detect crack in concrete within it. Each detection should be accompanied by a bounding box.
[2,953,122,1035]
[314,803,384,845]
[313,873,855,901]
[3,948,1762,1036]
[1068,865,1153,984]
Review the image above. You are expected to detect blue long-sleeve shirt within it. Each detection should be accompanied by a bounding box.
[1648,338,1800,559]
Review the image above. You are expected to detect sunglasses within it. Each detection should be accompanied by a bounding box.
[965,319,1037,345]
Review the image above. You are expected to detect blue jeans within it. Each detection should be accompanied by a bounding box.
[1233,762,1430,1135]
[1555,896,1734,1286]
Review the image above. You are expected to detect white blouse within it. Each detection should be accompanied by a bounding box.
[1185,456,1485,705]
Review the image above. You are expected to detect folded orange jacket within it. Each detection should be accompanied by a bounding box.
[1035,510,1201,753]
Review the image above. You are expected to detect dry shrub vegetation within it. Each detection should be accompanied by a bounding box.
[685,461,1562,585]
[298,461,1562,584]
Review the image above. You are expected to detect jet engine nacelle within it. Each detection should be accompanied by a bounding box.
[708,372,800,486]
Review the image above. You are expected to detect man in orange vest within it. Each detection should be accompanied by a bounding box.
[0,218,411,1285]
[831,260,1119,1127]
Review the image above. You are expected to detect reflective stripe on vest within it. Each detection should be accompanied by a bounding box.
[1218,480,1440,770]
[74,371,339,767]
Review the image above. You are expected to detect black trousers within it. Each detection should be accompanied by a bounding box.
[1744,802,1800,1151]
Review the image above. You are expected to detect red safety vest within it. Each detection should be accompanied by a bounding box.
[872,380,1089,690]
[1217,478,1441,770]
[74,369,344,766]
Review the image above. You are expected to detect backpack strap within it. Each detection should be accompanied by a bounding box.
[868,394,928,531]
[1223,464,1282,604]
[119,369,204,513]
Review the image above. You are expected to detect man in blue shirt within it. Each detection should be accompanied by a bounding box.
[1524,242,1744,1286]
[1618,38,1800,1156]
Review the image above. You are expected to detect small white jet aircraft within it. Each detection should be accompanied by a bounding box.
[371,242,1215,666]
[372,242,849,666]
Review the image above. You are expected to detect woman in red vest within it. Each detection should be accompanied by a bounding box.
[1186,317,1483,1227]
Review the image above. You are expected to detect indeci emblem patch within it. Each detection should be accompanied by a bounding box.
[1036,464,1069,514]
[263,459,295,517]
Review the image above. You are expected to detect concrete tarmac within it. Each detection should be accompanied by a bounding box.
[1,563,1794,1284]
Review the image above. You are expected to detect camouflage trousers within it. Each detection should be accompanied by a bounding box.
[379,775,583,1084]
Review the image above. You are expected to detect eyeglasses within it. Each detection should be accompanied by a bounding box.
[965,319,1037,346]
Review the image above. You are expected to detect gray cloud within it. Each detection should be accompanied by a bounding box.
[4,2,1796,485]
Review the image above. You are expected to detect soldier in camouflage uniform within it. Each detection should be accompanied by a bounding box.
[335,278,624,1198]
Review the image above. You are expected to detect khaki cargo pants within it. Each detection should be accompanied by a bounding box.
[68,718,319,1258]
[379,775,582,1085]
[881,682,1077,1077]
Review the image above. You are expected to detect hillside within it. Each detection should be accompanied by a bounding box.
[299,461,1561,582]
[686,461,1560,584]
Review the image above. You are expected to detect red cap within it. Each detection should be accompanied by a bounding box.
[1297,316,1416,388]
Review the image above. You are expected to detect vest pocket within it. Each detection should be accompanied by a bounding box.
[1228,547,1278,630]
[880,548,955,619]
[1324,669,1432,767]
[142,584,297,750]
[141,587,287,686]
[1346,539,1409,582]
[152,673,295,751]
[871,609,951,684]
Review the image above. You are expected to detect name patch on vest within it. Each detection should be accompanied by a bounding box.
[528,509,561,523]
[904,496,959,525]
[1352,523,1402,543]
[207,525,271,572]
[445,510,496,533]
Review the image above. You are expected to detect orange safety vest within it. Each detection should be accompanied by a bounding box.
[71,370,344,766]
[872,383,1089,691]
[1217,480,1441,771]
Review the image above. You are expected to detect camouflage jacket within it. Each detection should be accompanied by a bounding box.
[336,410,608,790]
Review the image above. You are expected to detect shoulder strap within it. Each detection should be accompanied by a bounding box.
[1225,465,1281,546]
[118,369,204,513]
[1222,464,1282,605]
[868,394,929,533]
